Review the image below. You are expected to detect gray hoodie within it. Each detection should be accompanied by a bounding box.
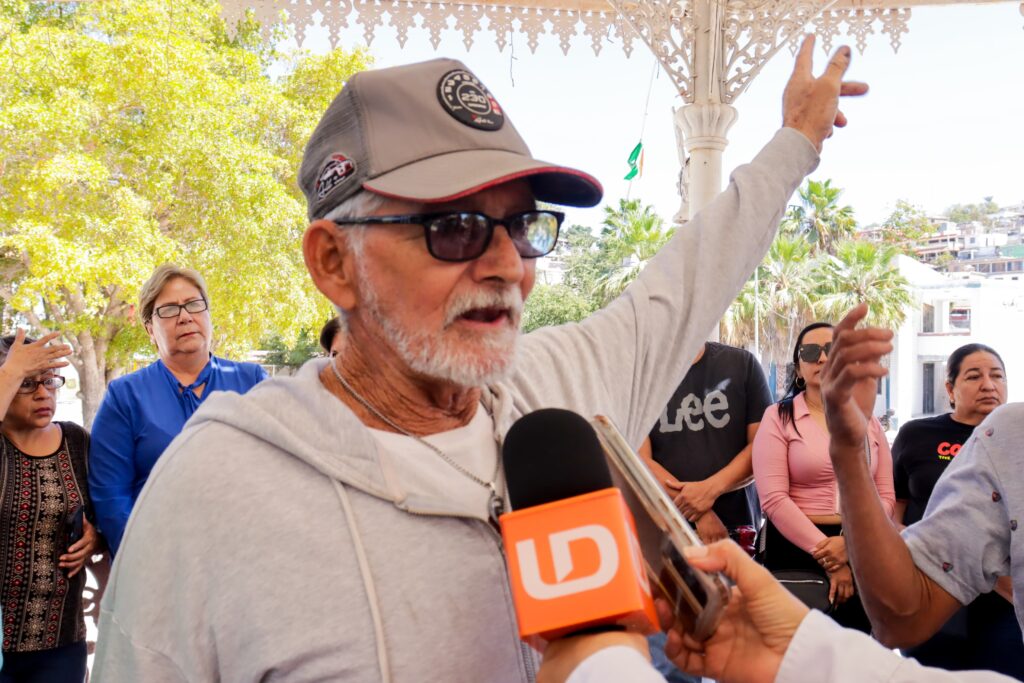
[93,129,817,682]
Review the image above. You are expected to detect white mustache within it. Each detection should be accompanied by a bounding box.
[444,288,523,327]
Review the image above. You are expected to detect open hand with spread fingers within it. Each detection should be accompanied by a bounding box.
[0,328,72,381]
[783,35,869,152]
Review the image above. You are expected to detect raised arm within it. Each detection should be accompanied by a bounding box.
[822,304,961,647]
[515,38,868,448]
[0,330,71,420]
[869,419,895,520]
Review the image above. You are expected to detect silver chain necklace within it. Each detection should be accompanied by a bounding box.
[330,360,506,524]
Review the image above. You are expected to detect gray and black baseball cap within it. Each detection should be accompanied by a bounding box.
[299,58,603,220]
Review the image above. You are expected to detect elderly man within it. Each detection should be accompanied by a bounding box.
[94,38,864,681]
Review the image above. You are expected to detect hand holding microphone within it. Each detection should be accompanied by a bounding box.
[536,540,810,683]
[659,541,808,683]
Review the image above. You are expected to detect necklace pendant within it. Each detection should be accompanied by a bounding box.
[488,490,506,525]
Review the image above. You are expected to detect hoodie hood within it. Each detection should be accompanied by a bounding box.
[187,358,396,501]
[185,357,518,516]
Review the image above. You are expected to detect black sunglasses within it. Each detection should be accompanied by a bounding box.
[328,210,564,263]
[798,342,832,363]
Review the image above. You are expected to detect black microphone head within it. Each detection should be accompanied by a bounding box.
[502,408,613,510]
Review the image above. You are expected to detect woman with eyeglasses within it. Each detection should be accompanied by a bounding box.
[751,321,894,632]
[89,265,267,555]
[0,331,99,682]
[891,343,1024,678]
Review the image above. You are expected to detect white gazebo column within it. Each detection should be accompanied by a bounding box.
[674,102,738,221]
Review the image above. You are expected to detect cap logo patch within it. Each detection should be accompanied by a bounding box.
[437,69,504,131]
[316,153,356,200]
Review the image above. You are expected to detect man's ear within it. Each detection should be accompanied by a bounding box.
[303,219,360,315]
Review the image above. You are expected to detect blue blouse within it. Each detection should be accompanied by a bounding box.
[88,355,267,554]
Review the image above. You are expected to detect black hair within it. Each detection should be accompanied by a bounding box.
[946,343,1005,409]
[0,334,38,366]
[319,317,341,355]
[777,321,834,435]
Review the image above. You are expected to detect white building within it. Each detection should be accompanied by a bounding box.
[535,255,568,285]
[53,361,84,425]
[885,255,1024,430]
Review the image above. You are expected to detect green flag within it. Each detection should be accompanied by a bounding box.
[624,141,643,181]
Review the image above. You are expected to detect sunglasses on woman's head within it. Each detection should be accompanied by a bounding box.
[798,342,832,363]
[326,209,564,263]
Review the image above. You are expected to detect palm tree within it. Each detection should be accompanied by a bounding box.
[592,199,675,304]
[722,234,817,367]
[814,240,913,329]
[781,179,856,253]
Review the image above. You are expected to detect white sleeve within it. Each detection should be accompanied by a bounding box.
[776,611,1016,683]
[565,646,666,683]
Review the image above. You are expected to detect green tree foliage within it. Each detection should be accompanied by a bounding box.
[260,328,322,369]
[0,0,371,425]
[780,179,856,253]
[521,284,593,333]
[815,241,912,328]
[557,224,605,302]
[876,199,937,254]
[946,197,999,225]
[721,235,816,368]
[725,180,912,370]
[592,199,675,304]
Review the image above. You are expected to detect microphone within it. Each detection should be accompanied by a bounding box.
[500,408,658,646]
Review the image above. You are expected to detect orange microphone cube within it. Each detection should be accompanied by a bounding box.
[500,487,658,644]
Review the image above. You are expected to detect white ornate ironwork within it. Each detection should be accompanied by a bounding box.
[219,0,922,71]
[215,0,1016,224]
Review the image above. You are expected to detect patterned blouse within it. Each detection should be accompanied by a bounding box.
[0,422,91,652]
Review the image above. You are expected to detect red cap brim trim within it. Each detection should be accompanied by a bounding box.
[363,166,603,206]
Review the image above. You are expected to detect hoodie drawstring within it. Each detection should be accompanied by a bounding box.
[333,479,392,683]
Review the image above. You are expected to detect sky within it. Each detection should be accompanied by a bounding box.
[290,2,1024,230]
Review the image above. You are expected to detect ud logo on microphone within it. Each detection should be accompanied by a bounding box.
[500,487,658,642]
[516,524,620,600]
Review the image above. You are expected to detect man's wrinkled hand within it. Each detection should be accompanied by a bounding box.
[782,34,869,152]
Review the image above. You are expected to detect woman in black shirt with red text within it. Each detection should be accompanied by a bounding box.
[892,343,1023,679]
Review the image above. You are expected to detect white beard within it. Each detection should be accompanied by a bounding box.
[357,265,523,387]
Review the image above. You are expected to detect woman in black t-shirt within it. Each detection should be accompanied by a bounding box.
[892,343,1023,679]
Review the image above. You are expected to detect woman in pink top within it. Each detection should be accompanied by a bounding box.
[752,322,894,632]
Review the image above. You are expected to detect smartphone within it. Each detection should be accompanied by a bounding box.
[65,506,84,547]
[591,415,730,641]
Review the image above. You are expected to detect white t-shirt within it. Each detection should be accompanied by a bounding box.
[368,404,504,520]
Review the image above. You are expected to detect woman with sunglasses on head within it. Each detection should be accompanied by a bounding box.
[752,321,894,632]
[0,331,99,682]
[891,343,1023,678]
[88,265,268,556]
